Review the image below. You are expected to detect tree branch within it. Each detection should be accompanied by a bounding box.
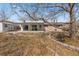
[43,5,69,12]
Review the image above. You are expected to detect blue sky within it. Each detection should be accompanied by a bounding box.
[0,3,69,22]
[0,3,22,22]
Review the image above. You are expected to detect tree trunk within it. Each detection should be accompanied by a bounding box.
[69,10,76,40]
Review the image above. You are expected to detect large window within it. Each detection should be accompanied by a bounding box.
[23,25,28,30]
[32,25,37,31]
[39,25,42,30]
[4,24,8,27]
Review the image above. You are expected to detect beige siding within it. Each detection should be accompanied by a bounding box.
[1,22,44,32]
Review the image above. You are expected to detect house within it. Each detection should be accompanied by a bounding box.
[0,20,16,32]
[0,20,45,32]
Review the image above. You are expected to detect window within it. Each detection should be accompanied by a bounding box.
[23,25,28,30]
[32,25,37,31]
[4,24,8,27]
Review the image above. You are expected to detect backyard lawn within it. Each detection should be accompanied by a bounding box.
[0,32,55,56]
[64,38,79,47]
[0,32,79,56]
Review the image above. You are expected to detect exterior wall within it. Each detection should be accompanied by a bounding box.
[36,23,44,31]
[0,23,3,32]
[2,23,16,32]
[0,22,45,32]
[3,23,10,32]
[21,23,44,31]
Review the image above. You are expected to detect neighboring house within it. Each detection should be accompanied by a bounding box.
[0,20,45,32]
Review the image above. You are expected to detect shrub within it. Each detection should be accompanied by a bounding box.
[55,32,65,42]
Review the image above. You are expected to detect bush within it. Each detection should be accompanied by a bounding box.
[55,32,65,42]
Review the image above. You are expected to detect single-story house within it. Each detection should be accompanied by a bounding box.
[0,20,45,32]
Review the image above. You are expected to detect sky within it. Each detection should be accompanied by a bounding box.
[0,3,18,22]
[0,3,69,22]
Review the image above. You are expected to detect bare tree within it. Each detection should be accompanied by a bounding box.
[0,9,14,21]
[10,3,40,21]
[39,3,78,40]
[10,3,79,40]
[0,10,9,20]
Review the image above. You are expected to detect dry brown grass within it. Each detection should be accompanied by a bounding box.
[0,32,79,56]
[47,36,79,56]
[64,38,79,47]
[0,32,54,56]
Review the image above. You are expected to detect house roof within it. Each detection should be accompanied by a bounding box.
[0,20,44,24]
[24,20,44,23]
[0,20,14,23]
